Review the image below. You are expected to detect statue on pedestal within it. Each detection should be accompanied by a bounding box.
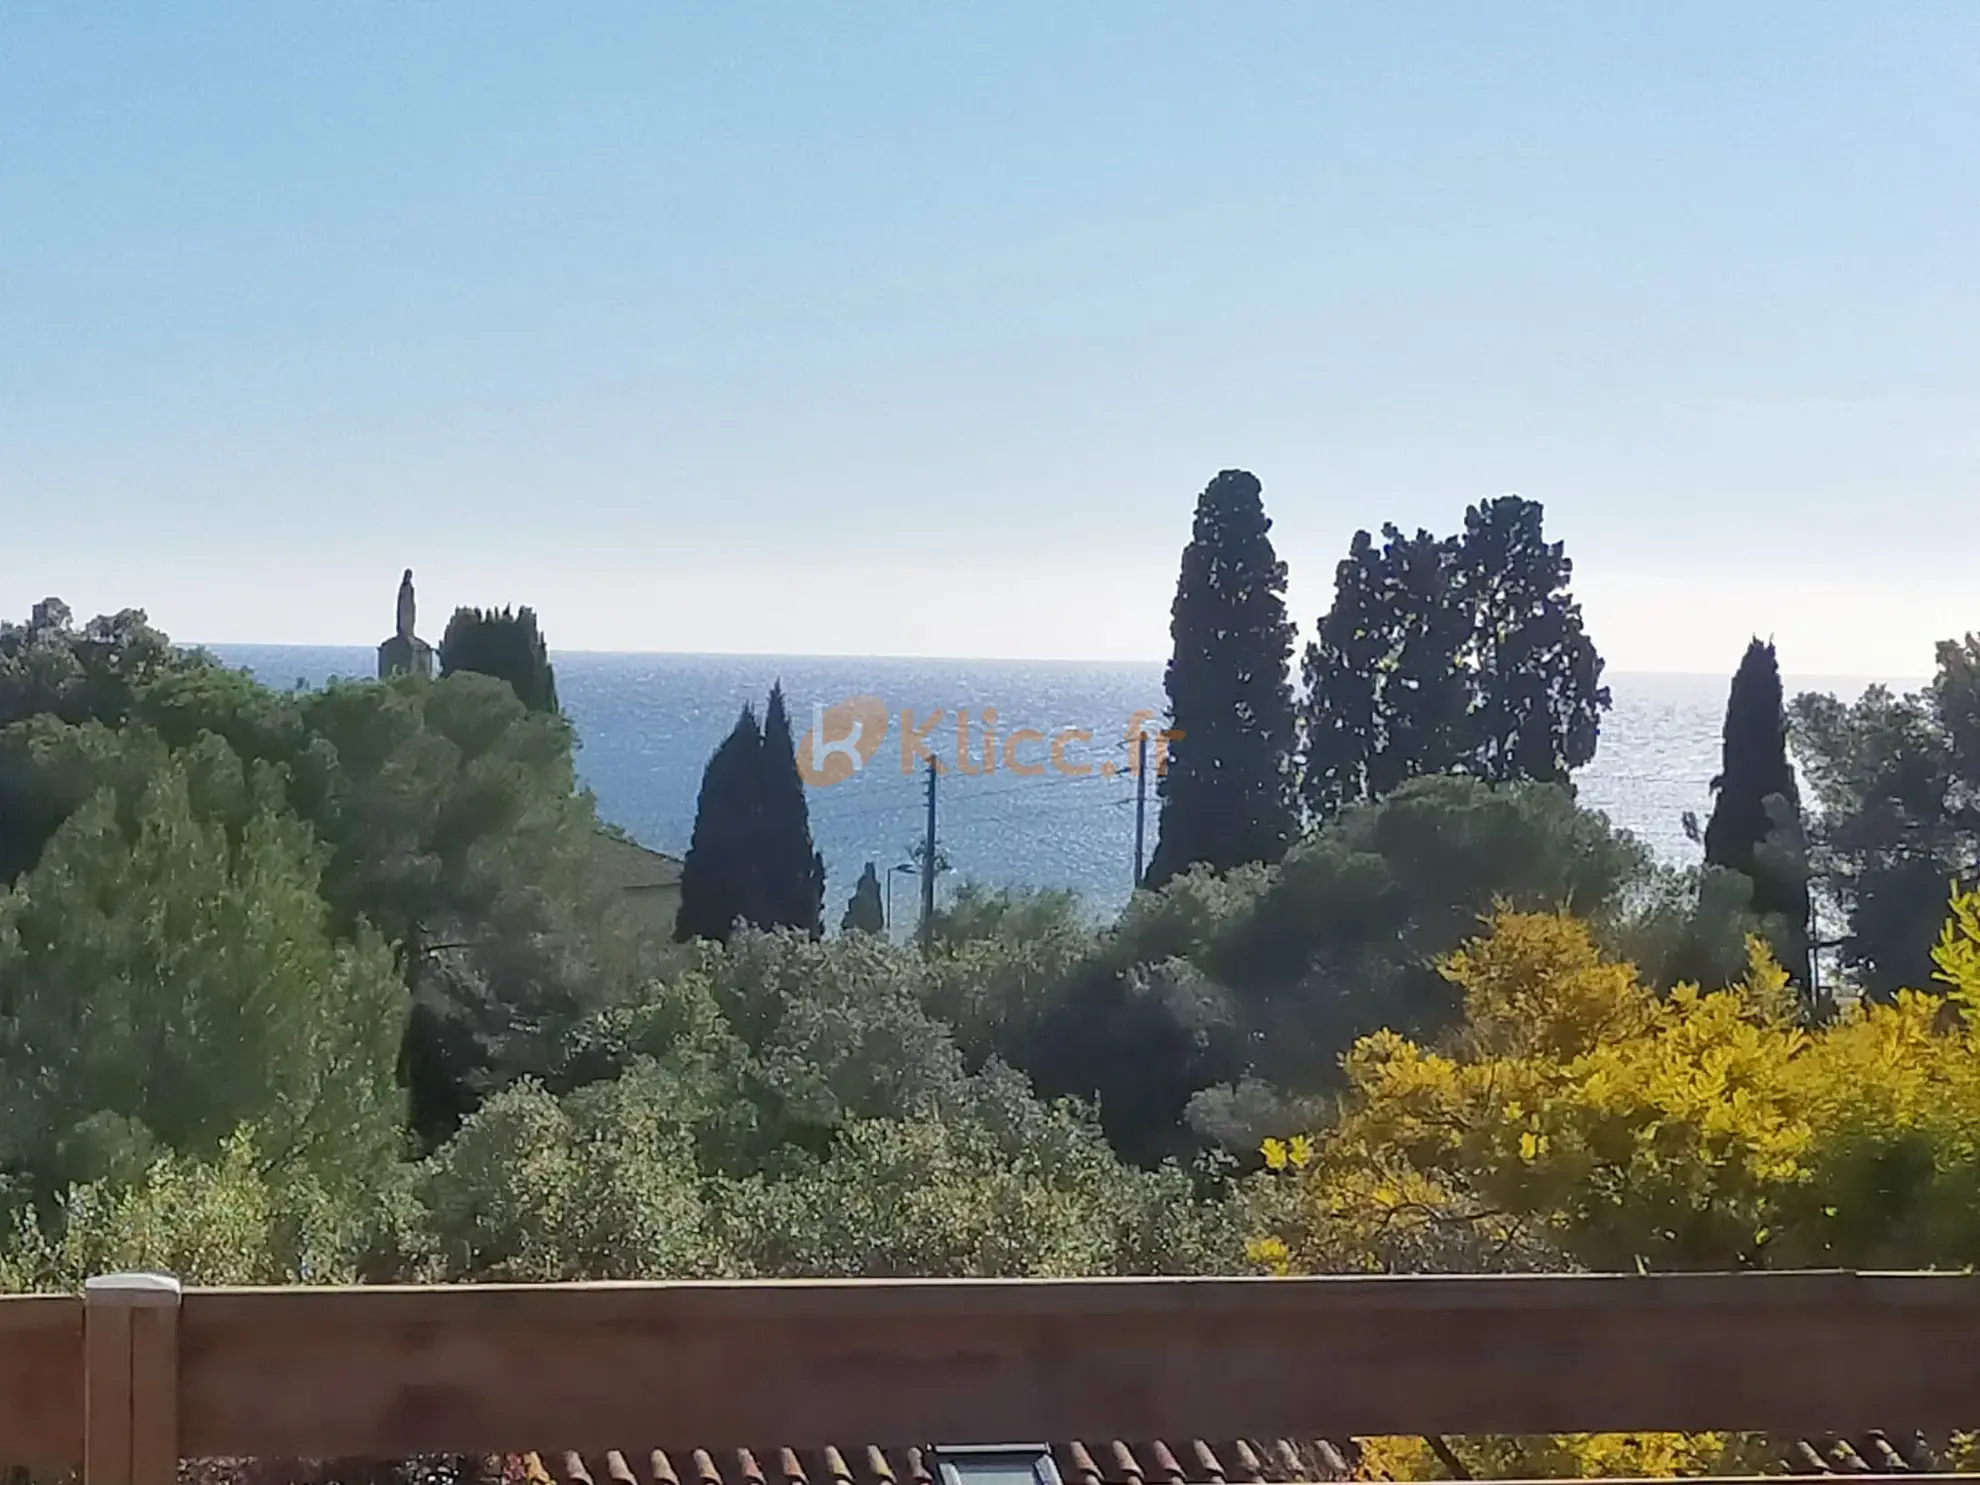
[377,568,435,680]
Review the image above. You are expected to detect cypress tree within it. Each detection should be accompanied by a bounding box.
[1704,638,1813,992]
[674,706,763,944]
[841,862,886,935]
[675,687,827,945]
[438,605,559,713]
[759,682,826,937]
[1145,469,1299,887]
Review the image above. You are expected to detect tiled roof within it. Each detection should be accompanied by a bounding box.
[527,1430,1948,1484]
[1783,1433,1938,1474]
[593,831,685,891]
[533,1442,1357,1485]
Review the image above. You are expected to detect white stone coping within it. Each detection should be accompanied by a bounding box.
[84,1271,184,1307]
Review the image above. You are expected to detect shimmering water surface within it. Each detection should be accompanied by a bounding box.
[208,647,1907,921]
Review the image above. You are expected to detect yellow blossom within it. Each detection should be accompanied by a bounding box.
[1252,889,1980,1481]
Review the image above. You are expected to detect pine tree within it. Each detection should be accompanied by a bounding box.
[841,862,886,935]
[0,743,407,1203]
[1299,531,1385,819]
[759,682,826,937]
[438,605,559,714]
[1145,469,1299,887]
[1302,523,1471,817]
[1300,495,1609,817]
[1704,638,1813,992]
[1791,636,1979,1000]
[674,706,763,944]
[1449,495,1608,785]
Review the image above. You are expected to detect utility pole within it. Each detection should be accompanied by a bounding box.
[1132,729,1149,888]
[919,756,938,953]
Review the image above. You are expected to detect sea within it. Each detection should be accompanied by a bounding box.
[206,647,1912,924]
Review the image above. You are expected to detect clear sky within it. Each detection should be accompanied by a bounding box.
[4,3,1975,674]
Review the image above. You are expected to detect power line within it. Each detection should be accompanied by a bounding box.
[803,762,1132,821]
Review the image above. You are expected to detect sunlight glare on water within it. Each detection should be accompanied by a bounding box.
[209,647,1914,920]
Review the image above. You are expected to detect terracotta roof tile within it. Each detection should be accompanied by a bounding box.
[1061,1444,1101,1485]
[527,1443,1356,1485]
[523,1431,1959,1484]
[1184,1441,1224,1484]
[1144,1442,1185,1485]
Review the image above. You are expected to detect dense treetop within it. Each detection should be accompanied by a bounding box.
[1301,495,1610,818]
[675,685,826,945]
[439,604,559,714]
[1701,638,1813,995]
[0,448,1974,1485]
[1146,469,1299,887]
[1791,636,1980,998]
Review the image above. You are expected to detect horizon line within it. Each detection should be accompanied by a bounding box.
[188,639,1929,687]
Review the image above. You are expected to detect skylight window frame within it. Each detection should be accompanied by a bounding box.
[929,1443,1064,1485]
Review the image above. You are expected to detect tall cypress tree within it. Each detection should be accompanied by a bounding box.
[759,682,826,937]
[1704,638,1813,992]
[675,706,763,944]
[1145,469,1299,887]
[438,605,559,714]
[675,688,827,945]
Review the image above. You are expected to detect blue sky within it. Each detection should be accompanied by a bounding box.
[4,3,1975,673]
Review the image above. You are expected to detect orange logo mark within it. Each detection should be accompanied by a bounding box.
[796,694,890,786]
[796,696,1182,787]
